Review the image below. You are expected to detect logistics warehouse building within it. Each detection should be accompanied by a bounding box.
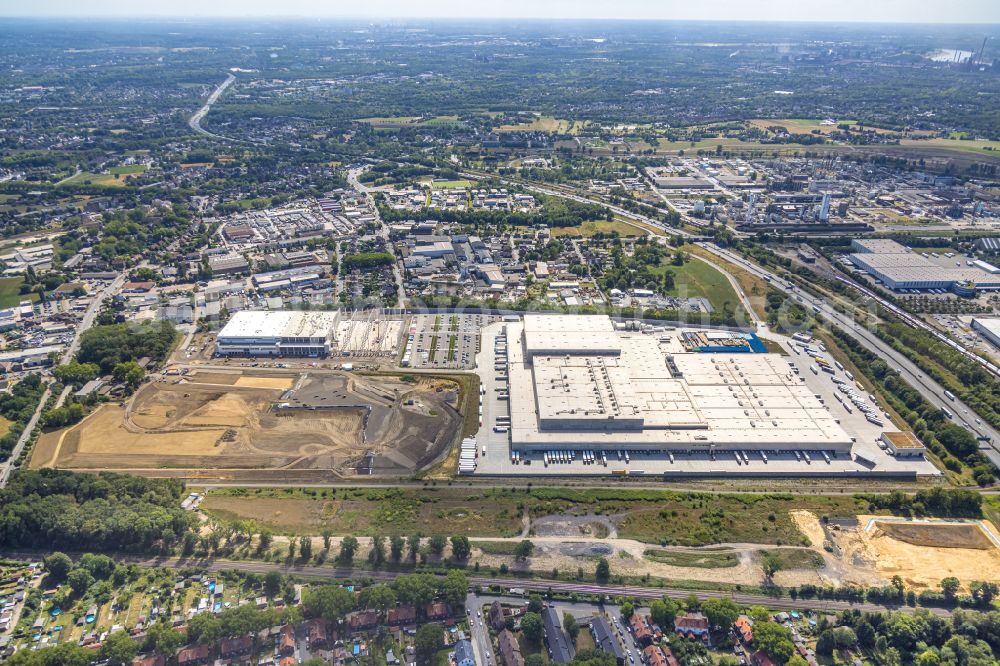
[849,239,1000,292]
[216,310,339,357]
[506,314,853,454]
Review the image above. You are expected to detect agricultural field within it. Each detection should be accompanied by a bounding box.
[900,137,1000,156]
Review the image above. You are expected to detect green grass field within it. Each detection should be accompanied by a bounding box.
[550,219,649,238]
[202,486,871,546]
[0,277,39,308]
[109,164,146,175]
[651,256,742,312]
[432,180,473,189]
[644,548,739,568]
[901,138,1000,156]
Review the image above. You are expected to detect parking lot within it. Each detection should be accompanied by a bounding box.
[405,313,497,370]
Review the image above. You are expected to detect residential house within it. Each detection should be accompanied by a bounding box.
[220,635,253,660]
[591,616,624,665]
[176,645,210,666]
[348,610,380,633]
[455,639,476,666]
[132,656,166,666]
[306,619,331,648]
[388,606,417,627]
[542,606,575,664]
[277,624,296,656]
[489,600,507,632]
[752,651,776,666]
[498,629,524,666]
[735,615,753,645]
[674,612,711,645]
[424,602,452,622]
[644,646,675,666]
[627,612,653,646]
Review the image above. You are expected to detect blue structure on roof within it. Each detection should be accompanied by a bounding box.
[690,332,767,353]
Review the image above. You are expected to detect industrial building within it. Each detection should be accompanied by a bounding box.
[215,310,403,358]
[504,315,853,454]
[216,311,339,357]
[972,317,1000,350]
[880,431,927,458]
[848,239,1000,292]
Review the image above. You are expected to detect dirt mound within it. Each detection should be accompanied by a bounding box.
[875,521,995,550]
[39,368,462,480]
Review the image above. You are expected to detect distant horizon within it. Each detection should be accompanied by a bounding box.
[1,0,998,25]
[2,15,1000,26]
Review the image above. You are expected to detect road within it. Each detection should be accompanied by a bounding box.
[62,272,128,364]
[0,384,51,487]
[0,550,944,616]
[189,73,236,139]
[347,166,407,307]
[0,271,128,487]
[465,594,498,666]
[701,243,1000,466]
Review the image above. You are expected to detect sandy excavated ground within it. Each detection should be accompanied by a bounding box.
[36,370,461,478]
[844,516,1000,590]
[481,511,1000,589]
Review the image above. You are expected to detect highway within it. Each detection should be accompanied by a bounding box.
[700,243,1000,467]
[189,73,236,140]
[0,550,945,616]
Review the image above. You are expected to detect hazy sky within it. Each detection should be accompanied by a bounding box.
[1,0,998,23]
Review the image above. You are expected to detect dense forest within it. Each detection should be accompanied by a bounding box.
[76,321,177,373]
[0,470,196,552]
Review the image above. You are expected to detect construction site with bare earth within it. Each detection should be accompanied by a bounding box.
[30,368,464,481]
